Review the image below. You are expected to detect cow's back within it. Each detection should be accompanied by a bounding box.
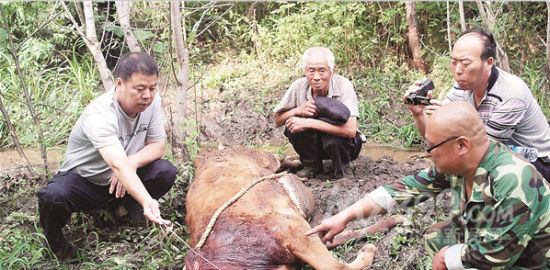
[185,147,314,269]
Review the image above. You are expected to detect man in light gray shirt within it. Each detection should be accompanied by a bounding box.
[37,52,176,260]
[406,28,550,180]
[274,47,362,179]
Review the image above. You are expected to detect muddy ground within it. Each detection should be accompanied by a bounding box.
[0,90,449,269]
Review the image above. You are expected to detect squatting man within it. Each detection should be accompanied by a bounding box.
[37,52,176,260]
[274,47,362,179]
[307,101,550,269]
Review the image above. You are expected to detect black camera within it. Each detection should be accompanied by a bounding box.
[404,79,434,106]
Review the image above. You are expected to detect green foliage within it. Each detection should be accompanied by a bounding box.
[250,2,411,71]
[354,58,425,146]
[0,49,99,147]
[517,59,550,119]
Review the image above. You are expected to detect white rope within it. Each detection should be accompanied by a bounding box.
[161,171,288,270]
[195,171,288,249]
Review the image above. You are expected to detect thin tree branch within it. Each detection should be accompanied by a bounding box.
[0,90,36,177]
[61,1,114,91]
[0,5,45,177]
[447,1,452,52]
[459,1,466,32]
[16,3,61,52]
[194,5,233,41]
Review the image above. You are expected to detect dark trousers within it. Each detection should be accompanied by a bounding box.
[284,128,362,176]
[37,159,176,251]
[533,158,550,182]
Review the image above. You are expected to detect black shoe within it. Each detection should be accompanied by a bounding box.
[296,166,321,178]
[42,228,76,261]
[334,163,353,179]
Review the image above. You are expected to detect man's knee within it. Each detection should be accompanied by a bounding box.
[37,181,71,207]
[150,159,177,187]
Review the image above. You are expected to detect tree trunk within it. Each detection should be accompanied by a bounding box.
[446,1,452,52]
[170,1,191,160]
[61,1,114,91]
[475,1,510,72]
[115,1,141,52]
[459,1,466,32]
[405,1,426,73]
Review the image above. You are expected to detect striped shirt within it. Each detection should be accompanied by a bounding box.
[444,67,550,159]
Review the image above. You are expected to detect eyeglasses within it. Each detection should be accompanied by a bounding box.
[424,136,460,153]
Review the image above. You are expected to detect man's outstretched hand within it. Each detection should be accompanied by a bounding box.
[143,198,171,225]
[305,215,347,244]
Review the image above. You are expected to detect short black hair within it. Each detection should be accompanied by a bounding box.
[458,28,496,60]
[115,52,159,81]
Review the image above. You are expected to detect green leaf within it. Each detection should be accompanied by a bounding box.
[153,43,165,53]
[134,29,155,41]
[0,28,7,41]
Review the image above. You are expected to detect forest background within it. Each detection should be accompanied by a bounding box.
[1,1,550,269]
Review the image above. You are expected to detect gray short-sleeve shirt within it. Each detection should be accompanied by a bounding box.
[273,74,359,118]
[444,67,550,159]
[58,90,166,186]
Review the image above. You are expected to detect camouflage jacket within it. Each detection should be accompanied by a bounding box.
[369,141,550,269]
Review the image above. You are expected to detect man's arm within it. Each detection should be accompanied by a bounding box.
[274,100,318,127]
[99,143,170,225]
[305,195,386,243]
[108,139,165,198]
[485,98,527,142]
[127,139,166,168]
[307,166,449,242]
[286,116,358,138]
[404,82,442,138]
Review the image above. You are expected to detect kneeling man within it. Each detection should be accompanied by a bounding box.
[274,47,362,179]
[308,101,550,269]
[37,52,176,259]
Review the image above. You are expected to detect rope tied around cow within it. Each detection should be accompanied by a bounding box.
[195,171,288,249]
[160,171,289,269]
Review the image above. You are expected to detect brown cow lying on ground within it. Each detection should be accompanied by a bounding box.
[184,147,399,269]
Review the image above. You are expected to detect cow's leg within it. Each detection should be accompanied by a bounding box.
[286,219,376,270]
[326,215,405,249]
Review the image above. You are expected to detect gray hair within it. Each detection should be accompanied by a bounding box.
[301,47,335,72]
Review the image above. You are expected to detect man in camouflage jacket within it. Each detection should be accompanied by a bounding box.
[307,101,550,269]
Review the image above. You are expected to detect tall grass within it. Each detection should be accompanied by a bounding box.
[0,50,99,148]
[354,57,425,148]
[517,59,550,119]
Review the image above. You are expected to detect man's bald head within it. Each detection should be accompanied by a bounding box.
[456,28,496,61]
[428,101,487,145]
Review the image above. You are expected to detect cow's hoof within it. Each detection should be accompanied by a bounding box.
[360,243,377,254]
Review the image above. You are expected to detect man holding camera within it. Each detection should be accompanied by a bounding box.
[405,28,550,181]
[307,101,550,269]
[274,47,362,179]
